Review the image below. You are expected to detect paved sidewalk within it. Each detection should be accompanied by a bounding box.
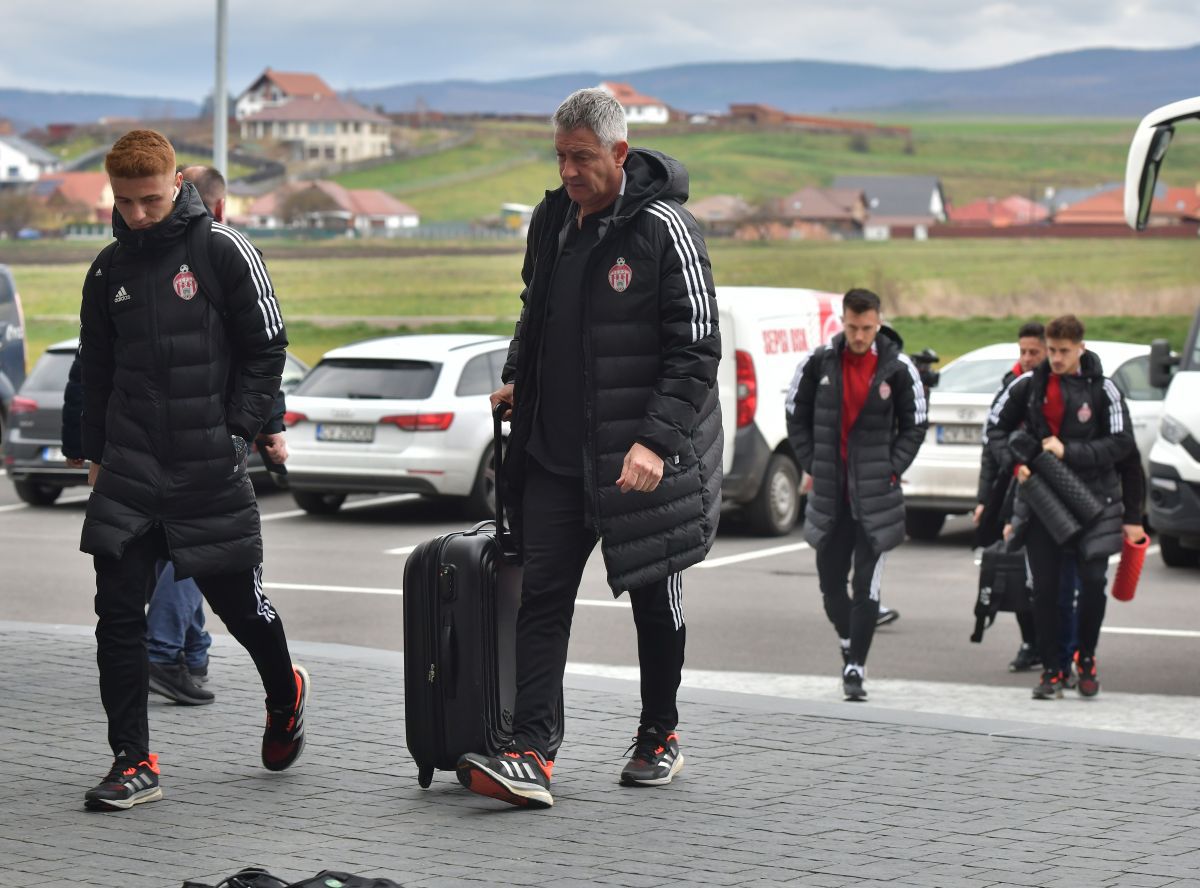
[3,622,1199,888]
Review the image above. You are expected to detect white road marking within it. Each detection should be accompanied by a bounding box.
[261,580,630,608]
[696,541,810,569]
[385,545,417,555]
[1102,626,1200,639]
[262,493,420,522]
[0,492,90,513]
[1109,545,1161,565]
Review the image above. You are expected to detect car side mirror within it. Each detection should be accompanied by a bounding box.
[1148,338,1177,389]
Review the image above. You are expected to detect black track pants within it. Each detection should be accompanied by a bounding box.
[1024,518,1108,671]
[93,525,295,760]
[815,510,884,667]
[512,460,686,760]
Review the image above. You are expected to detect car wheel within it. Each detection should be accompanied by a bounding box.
[905,508,947,541]
[1159,533,1200,568]
[13,480,62,506]
[291,491,346,515]
[464,447,498,521]
[745,454,801,536]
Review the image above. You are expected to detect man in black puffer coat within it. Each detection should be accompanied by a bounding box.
[456,88,721,810]
[77,131,309,812]
[786,289,927,702]
[985,314,1133,701]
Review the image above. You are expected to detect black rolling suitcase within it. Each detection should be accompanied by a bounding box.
[402,405,561,787]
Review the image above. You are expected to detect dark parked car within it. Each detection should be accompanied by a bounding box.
[0,264,28,446]
[3,338,309,506]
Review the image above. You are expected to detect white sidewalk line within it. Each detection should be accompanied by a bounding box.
[385,545,417,555]
[1109,544,1161,565]
[696,541,810,569]
[262,580,630,608]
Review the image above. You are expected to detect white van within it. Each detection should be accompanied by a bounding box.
[716,286,843,535]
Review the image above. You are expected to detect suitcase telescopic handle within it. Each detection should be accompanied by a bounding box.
[492,402,513,550]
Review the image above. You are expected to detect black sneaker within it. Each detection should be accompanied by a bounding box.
[84,754,161,811]
[1032,669,1064,700]
[262,664,309,772]
[188,656,210,684]
[619,728,684,787]
[876,606,900,627]
[457,749,554,808]
[1076,654,1100,697]
[843,666,867,701]
[1008,643,1041,673]
[149,652,215,706]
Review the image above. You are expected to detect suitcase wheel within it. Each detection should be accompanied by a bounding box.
[418,765,434,789]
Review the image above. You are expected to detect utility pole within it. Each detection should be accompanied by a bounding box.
[214,0,228,176]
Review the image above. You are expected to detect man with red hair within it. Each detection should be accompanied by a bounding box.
[77,130,308,810]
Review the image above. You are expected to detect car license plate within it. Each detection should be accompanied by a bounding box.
[936,423,983,445]
[316,423,375,443]
[41,446,61,462]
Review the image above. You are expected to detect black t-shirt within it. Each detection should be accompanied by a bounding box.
[527,203,613,476]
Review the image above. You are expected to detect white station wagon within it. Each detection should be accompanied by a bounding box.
[901,340,1163,539]
[283,334,509,516]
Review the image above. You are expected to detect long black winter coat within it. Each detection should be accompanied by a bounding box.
[78,183,286,577]
[501,148,722,593]
[785,327,928,555]
[984,351,1133,560]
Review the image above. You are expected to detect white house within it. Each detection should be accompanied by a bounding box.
[599,82,670,125]
[243,180,419,234]
[0,136,61,185]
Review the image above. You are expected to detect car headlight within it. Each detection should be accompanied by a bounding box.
[1160,414,1188,445]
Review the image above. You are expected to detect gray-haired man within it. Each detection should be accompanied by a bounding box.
[456,87,722,809]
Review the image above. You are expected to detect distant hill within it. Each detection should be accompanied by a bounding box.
[0,89,200,130]
[349,45,1200,119]
[4,44,1199,127]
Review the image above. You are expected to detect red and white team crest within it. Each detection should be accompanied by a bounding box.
[608,257,633,292]
[173,265,199,301]
[878,381,892,400]
[1077,402,1092,423]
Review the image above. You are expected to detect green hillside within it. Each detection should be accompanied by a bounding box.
[332,119,1200,222]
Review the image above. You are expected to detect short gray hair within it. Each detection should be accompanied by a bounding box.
[553,88,628,147]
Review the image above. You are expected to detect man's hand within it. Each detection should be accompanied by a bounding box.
[1002,523,1013,541]
[1122,524,1146,543]
[256,432,289,464]
[1042,436,1065,459]
[616,442,664,494]
[66,458,85,469]
[972,503,985,526]
[87,463,100,486]
[1017,465,1032,483]
[490,383,515,420]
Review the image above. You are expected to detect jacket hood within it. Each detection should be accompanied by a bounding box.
[112,181,209,250]
[831,324,905,359]
[614,148,689,220]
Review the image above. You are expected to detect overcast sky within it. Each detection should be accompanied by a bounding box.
[4,0,1198,100]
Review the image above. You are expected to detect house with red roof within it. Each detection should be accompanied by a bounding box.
[599,82,670,125]
[242,180,419,234]
[34,171,114,224]
[948,195,1048,227]
[235,68,338,121]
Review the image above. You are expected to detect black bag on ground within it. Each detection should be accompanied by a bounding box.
[183,868,403,888]
[402,405,562,788]
[970,540,1032,643]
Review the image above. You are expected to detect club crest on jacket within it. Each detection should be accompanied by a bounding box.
[173,265,199,301]
[608,258,632,293]
[879,381,892,400]
[1077,402,1092,423]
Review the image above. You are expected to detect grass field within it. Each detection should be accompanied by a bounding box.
[329,119,1200,223]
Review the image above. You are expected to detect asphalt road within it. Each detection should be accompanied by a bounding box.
[2,472,1196,701]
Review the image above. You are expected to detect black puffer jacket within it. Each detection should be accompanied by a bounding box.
[985,351,1133,560]
[785,327,928,554]
[501,148,722,593]
[78,183,286,577]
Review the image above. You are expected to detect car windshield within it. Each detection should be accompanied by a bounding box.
[936,358,1014,394]
[292,358,441,400]
[21,351,75,392]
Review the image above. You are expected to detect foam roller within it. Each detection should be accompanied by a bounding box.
[1111,534,1149,602]
[1030,451,1105,524]
[1019,475,1082,544]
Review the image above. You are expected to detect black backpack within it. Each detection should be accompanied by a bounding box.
[970,540,1033,643]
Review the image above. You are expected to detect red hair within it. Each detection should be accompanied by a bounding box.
[105,129,176,179]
